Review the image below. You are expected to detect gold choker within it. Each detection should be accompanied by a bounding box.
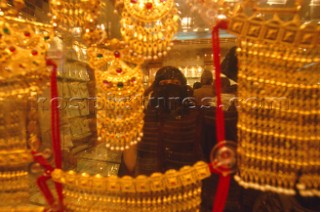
[51,161,210,211]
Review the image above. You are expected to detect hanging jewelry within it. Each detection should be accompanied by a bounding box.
[119,0,180,60]
[88,44,145,151]
[50,0,106,45]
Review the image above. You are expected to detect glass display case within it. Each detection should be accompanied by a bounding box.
[146,36,235,87]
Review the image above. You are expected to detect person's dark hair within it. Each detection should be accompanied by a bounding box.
[193,82,201,90]
[149,66,191,116]
[200,70,213,85]
[221,46,238,82]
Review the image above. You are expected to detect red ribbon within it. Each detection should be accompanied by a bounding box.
[47,59,64,206]
[32,151,55,206]
[211,20,231,212]
[208,162,220,175]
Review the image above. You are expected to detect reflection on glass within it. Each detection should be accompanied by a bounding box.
[310,0,320,6]
[267,0,287,4]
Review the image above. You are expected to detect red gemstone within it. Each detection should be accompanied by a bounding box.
[114,51,120,58]
[130,0,137,3]
[145,2,153,9]
[116,68,122,74]
[9,46,16,52]
[31,50,38,56]
[160,0,166,2]
[103,80,112,87]
[24,32,31,37]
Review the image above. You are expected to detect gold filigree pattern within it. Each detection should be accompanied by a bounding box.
[50,0,106,45]
[51,161,210,211]
[0,1,52,208]
[119,0,179,60]
[88,47,145,151]
[0,18,51,80]
[228,0,320,197]
[123,0,174,22]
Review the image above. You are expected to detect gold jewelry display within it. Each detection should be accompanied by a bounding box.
[0,18,51,81]
[123,0,174,21]
[185,0,239,25]
[0,170,29,206]
[88,45,145,151]
[228,0,320,197]
[0,0,53,208]
[0,0,52,150]
[51,161,210,211]
[119,0,179,60]
[0,150,32,167]
[50,0,106,45]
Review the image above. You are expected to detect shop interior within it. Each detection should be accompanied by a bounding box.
[1,0,320,211]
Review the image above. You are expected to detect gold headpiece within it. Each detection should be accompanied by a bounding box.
[229,0,320,197]
[88,44,145,151]
[119,0,179,60]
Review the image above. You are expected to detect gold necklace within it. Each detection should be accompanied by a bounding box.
[123,0,174,21]
[51,161,210,211]
[88,44,145,151]
[119,0,179,60]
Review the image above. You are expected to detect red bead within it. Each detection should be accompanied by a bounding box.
[160,0,166,2]
[24,32,31,37]
[130,0,137,3]
[31,50,38,56]
[114,51,120,58]
[145,2,153,9]
[131,77,136,82]
[116,68,122,74]
[9,46,16,52]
